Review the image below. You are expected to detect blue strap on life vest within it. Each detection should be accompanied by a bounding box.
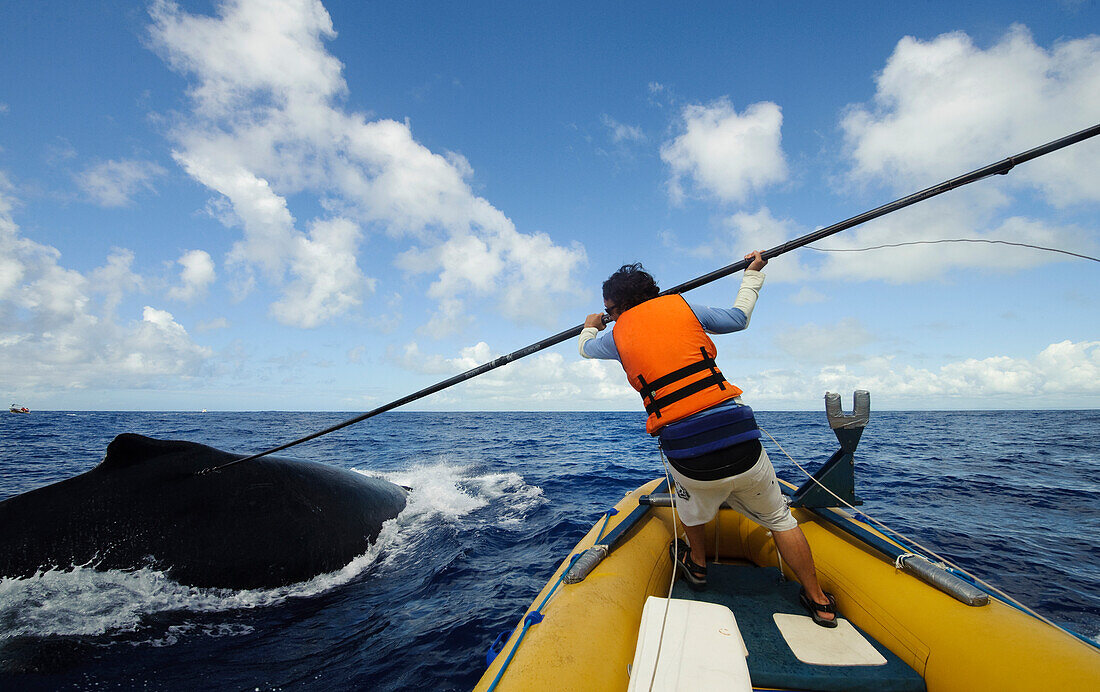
[658,403,761,460]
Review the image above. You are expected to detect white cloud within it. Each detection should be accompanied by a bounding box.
[773,318,877,362]
[393,340,637,409]
[178,159,299,280]
[742,340,1100,408]
[0,181,211,391]
[270,218,371,327]
[168,249,216,302]
[493,232,587,325]
[661,98,788,204]
[367,292,403,334]
[1032,340,1100,393]
[148,0,585,331]
[89,248,144,315]
[418,297,473,339]
[195,317,229,332]
[678,207,811,281]
[346,344,366,364]
[790,287,827,305]
[46,138,78,165]
[601,114,645,143]
[387,337,1100,410]
[125,306,209,376]
[394,341,462,375]
[841,25,1100,205]
[77,159,166,207]
[720,208,810,281]
[149,0,345,119]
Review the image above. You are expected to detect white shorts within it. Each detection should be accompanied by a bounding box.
[666,447,797,532]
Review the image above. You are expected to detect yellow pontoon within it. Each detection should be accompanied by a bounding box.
[475,392,1100,691]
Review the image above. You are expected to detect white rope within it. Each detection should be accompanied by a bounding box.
[713,503,722,565]
[894,552,917,570]
[644,444,681,692]
[758,425,1088,643]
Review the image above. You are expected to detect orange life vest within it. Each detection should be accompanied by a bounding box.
[612,295,742,434]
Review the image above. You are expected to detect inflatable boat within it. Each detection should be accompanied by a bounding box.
[474,392,1100,691]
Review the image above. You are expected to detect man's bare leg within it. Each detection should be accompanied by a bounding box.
[682,522,708,568]
[772,526,835,621]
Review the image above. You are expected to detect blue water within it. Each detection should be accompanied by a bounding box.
[1,410,1097,690]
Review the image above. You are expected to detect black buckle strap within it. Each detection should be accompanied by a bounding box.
[701,346,726,392]
[638,350,718,400]
[644,372,727,416]
[638,348,726,419]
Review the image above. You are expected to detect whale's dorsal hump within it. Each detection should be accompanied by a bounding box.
[99,433,211,471]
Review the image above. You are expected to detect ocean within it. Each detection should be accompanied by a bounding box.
[1,409,1098,690]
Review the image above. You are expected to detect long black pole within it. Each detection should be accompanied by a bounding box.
[203,123,1100,473]
[666,122,1100,294]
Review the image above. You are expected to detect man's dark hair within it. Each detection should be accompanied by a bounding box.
[602,263,660,313]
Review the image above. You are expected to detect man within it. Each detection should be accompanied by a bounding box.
[578,252,839,627]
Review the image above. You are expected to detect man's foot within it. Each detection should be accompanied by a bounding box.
[670,539,707,591]
[799,587,839,628]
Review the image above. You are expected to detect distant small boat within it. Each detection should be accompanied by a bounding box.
[9,404,29,414]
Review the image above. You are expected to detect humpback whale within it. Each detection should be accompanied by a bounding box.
[0,434,407,589]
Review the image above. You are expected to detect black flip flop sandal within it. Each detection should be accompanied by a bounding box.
[799,587,839,628]
[669,539,707,591]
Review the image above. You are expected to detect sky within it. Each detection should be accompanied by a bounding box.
[1,0,1098,412]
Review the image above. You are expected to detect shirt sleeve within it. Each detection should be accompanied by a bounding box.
[689,269,765,334]
[579,325,621,361]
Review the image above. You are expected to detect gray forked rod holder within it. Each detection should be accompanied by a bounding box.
[825,390,870,430]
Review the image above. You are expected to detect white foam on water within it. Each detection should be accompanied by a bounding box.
[0,460,544,643]
[363,460,545,526]
[375,463,490,519]
[355,460,546,565]
[144,623,256,648]
[473,471,547,525]
[0,532,410,638]
[0,546,393,642]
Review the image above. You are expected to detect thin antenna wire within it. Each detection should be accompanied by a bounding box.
[809,238,1099,262]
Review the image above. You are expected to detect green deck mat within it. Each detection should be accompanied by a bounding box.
[670,563,926,692]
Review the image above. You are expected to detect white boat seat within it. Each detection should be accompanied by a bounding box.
[628,596,752,692]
